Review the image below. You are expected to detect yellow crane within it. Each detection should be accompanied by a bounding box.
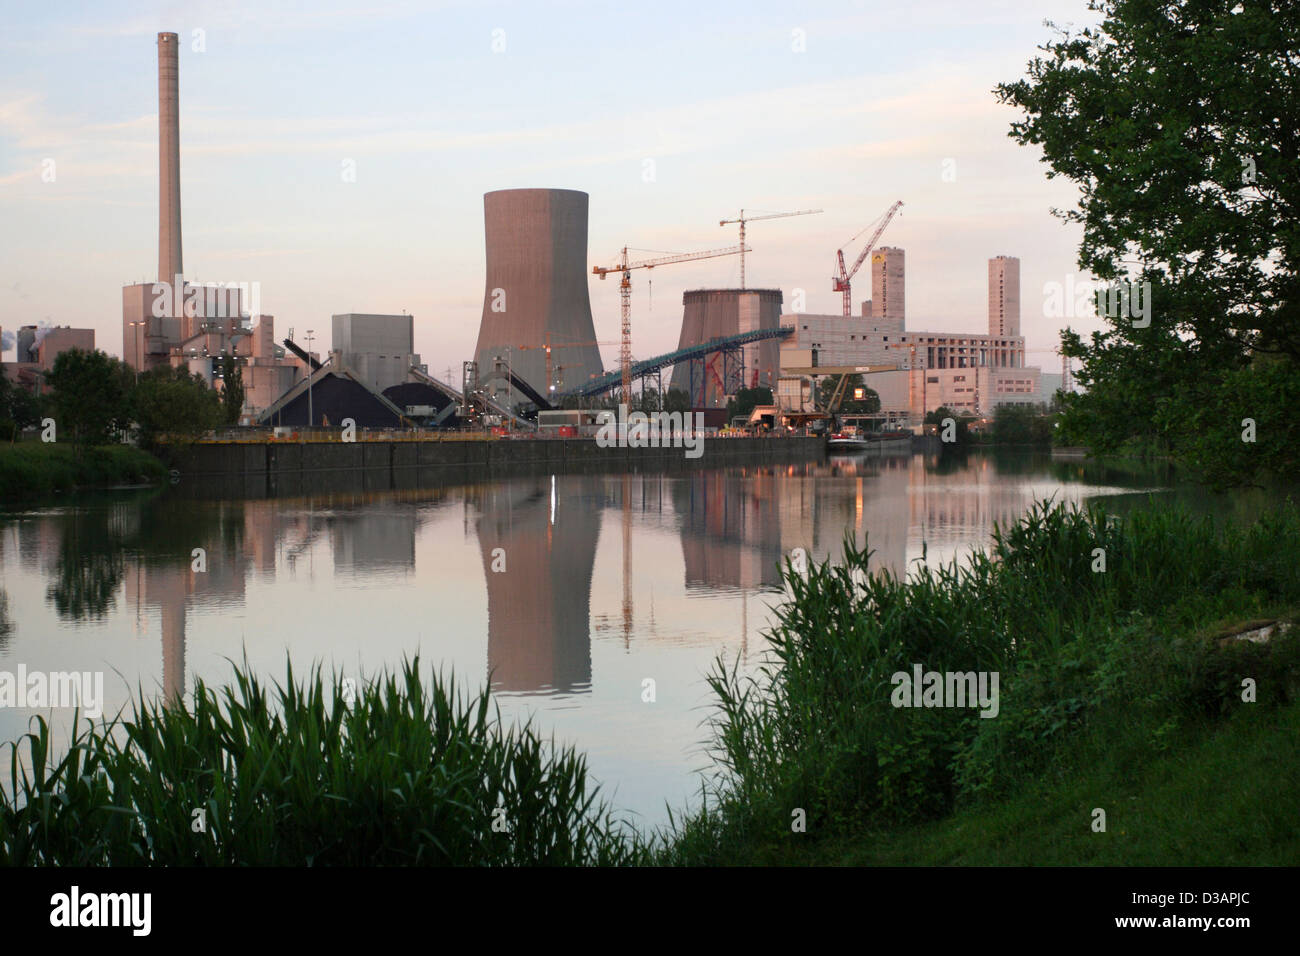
[719,208,823,288]
[517,334,617,396]
[593,244,747,400]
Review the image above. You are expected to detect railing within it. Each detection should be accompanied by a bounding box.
[188,428,498,444]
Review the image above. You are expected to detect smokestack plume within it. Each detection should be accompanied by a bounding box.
[157,32,182,286]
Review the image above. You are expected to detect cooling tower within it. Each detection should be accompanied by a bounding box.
[668,289,783,406]
[473,189,604,397]
[157,32,182,287]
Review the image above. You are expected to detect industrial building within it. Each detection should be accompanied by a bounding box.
[331,313,422,393]
[120,32,306,410]
[473,188,605,396]
[862,246,905,328]
[255,353,407,428]
[667,289,784,406]
[1,325,96,392]
[778,253,1047,421]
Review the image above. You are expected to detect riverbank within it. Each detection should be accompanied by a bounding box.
[660,499,1300,865]
[0,443,167,500]
[165,435,826,498]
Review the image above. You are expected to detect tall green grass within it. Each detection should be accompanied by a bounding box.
[1,659,648,865]
[664,499,1300,863]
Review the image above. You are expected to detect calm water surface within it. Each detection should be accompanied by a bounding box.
[0,450,1183,825]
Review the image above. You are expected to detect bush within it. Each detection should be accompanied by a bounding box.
[0,443,167,499]
[675,499,1300,859]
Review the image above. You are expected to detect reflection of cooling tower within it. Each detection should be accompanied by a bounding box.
[674,471,784,590]
[669,289,783,406]
[476,478,600,694]
[474,189,604,396]
[157,32,182,286]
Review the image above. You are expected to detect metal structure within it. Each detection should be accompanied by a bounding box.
[834,200,904,316]
[516,334,617,396]
[592,245,747,400]
[718,208,822,288]
[686,347,745,407]
[304,330,316,426]
[557,325,793,399]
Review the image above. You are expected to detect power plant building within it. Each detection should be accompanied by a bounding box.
[331,313,422,393]
[862,246,905,331]
[473,189,604,396]
[668,289,784,406]
[121,32,305,414]
[779,254,1043,419]
[989,255,1020,338]
[1,325,96,391]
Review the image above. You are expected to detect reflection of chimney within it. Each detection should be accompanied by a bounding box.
[157,32,182,287]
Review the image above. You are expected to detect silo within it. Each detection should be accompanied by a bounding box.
[668,289,783,406]
[473,189,604,398]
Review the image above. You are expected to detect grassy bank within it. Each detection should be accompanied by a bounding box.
[661,500,1300,865]
[3,499,1297,865]
[0,443,166,499]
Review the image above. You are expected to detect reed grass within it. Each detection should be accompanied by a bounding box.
[0,658,648,865]
[663,498,1300,863]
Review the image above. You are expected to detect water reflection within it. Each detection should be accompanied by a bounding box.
[2,450,1187,818]
[472,476,599,695]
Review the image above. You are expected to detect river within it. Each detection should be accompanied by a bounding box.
[0,448,1188,827]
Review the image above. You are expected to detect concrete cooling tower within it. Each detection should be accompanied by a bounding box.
[473,189,604,397]
[668,289,783,407]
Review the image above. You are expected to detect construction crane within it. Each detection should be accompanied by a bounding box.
[593,244,747,400]
[517,334,617,396]
[834,200,904,317]
[718,208,822,289]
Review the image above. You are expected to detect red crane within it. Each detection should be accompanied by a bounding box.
[834,200,904,317]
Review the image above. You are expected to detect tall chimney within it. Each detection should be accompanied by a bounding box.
[157,32,182,287]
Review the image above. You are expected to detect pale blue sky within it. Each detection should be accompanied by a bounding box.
[0,0,1106,373]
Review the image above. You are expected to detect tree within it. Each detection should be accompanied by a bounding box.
[43,349,134,448]
[664,388,692,414]
[991,403,1055,445]
[816,374,880,415]
[925,405,973,443]
[218,354,245,427]
[0,372,41,441]
[996,0,1300,486]
[726,386,773,422]
[131,365,223,447]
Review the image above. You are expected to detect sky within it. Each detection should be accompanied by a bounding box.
[0,0,1110,375]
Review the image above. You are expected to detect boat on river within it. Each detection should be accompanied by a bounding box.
[827,432,870,451]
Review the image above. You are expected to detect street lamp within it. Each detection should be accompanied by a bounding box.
[304,329,315,429]
[128,319,144,383]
